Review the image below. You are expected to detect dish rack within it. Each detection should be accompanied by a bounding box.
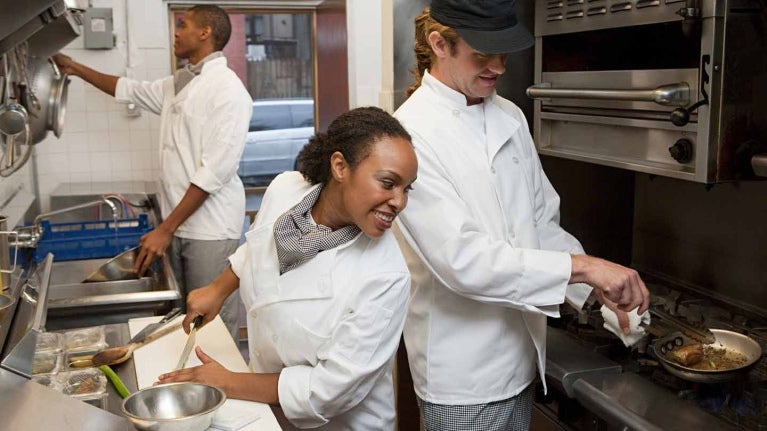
[29,214,151,262]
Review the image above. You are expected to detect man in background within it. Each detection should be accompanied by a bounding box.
[393,0,650,429]
[54,5,251,339]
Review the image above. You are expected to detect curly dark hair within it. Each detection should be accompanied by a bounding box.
[189,5,231,51]
[297,107,412,184]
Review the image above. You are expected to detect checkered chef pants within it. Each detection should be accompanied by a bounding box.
[417,384,534,431]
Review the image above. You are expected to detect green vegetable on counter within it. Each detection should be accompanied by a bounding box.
[99,365,130,399]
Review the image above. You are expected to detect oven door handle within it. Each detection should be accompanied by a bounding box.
[526,82,690,107]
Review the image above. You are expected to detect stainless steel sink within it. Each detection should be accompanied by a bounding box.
[45,256,181,329]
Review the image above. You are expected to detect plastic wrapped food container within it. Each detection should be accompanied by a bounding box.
[59,369,109,409]
[32,351,63,375]
[63,327,106,351]
[59,368,107,399]
[35,332,63,354]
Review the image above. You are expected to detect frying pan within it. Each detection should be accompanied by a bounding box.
[652,328,763,383]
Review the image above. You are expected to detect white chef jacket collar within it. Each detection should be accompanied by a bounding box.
[422,69,497,110]
[198,53,227,74]
[422,69,520,161]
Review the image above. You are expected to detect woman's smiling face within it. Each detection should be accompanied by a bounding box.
[338,135,418,238]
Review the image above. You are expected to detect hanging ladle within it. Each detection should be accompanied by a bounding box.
[0,54,30,170]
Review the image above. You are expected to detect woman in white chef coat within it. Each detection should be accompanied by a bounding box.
[158,107,418,430]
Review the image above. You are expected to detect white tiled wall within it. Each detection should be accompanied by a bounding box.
[0,0,171,213]
[2,0,383,214]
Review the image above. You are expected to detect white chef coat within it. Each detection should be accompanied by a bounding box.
[228,172,411,430]
[393,70,593,404]
[115,56,252,240]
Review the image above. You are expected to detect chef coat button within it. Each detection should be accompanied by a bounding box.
[253,350,261,357]
[491,167,496,174]
[452,109,460,116]
[512,157,519,164]
[272,334,278,342]
[249,310,257,318]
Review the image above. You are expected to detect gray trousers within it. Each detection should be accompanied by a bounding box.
[169,236,241,340]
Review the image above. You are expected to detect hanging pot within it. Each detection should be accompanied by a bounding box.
[22,56,69,144]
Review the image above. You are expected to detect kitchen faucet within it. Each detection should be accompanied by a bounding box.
[12,196,123,248]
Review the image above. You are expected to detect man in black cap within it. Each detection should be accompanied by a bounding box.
[393,1,650,429]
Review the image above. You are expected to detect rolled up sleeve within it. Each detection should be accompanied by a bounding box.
[228,242,248,279]
[114,77,167,115]
[277,271,410,428]
[190,86,252,194]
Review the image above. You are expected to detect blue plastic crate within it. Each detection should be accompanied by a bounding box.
[32,214,152,262]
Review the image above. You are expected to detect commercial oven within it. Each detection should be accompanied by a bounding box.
[527,0,767,183]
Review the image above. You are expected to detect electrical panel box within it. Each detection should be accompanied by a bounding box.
[83,8,114,49]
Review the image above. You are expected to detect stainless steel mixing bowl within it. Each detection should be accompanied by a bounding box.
[83,247,140,283]
[121,382,226,431]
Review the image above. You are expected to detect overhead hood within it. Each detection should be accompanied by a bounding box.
[0,0,81,58]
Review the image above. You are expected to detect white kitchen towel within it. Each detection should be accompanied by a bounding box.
[210,399,262,431]
[601,305,651,347]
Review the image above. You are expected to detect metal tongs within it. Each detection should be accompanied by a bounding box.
[644,307,716,344]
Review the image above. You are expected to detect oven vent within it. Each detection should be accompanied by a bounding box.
[547,12,564,21]
[587,6,607,15]
[610,2,632,12]
[636,0,660,7]
[547,1,563,9]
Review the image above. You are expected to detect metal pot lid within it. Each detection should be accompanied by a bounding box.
[0,102,28,136]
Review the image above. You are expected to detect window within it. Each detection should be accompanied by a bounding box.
[170,7,316,187]
[250,104,292,131]
[290,103,314,128]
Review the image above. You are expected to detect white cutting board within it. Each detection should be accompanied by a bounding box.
[129,315,281,431]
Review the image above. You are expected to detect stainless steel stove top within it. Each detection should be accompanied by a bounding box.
[542,282,767,430]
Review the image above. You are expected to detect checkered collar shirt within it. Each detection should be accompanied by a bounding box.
[273,184,361,274]
[173,51,224,95]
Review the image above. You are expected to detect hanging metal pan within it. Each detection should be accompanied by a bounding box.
[23,56,69,144]
[652,329,762,384]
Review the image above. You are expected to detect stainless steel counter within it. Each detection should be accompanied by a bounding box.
[543,327,741,431]
[0,322,143,429]
[0,364,132,431]
[572,372,740,431]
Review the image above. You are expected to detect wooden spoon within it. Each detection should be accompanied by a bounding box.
[71,321,182,368]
